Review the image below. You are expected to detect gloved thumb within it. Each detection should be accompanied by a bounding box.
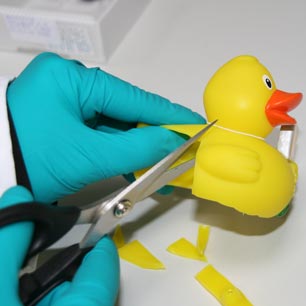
[38,236,120,306]
[0,185,33,207]
[0,186,34,306]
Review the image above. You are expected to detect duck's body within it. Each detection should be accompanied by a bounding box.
[194,126,296,217]
[164,55,302,218]
[164,123,296,218]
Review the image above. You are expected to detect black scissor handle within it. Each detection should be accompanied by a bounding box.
[0,202,81,261]
[0,202,88,305]
[19,243,92,306]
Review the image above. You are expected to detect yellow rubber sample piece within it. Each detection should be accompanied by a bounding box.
[167,237,207,262]
[112,225,125,249]
[195,265,253,306]
[119,240,165,270]
[197,225,210,255]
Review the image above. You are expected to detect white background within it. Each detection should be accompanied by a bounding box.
[1,1,306,305]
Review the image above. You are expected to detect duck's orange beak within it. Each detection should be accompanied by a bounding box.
[265,90,302,126]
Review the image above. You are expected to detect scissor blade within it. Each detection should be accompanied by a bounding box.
[79,120,217,248]
[107,120,217,205]
[139,158,195,200]
[78,160,196,248]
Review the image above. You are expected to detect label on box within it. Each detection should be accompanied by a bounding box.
[4,13,94,55]
[4,14,61,45]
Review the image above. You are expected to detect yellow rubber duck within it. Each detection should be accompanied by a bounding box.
[163,55,302,218]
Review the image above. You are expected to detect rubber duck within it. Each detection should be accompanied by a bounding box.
[163,55,302,218]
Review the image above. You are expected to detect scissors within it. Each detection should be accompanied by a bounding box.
[0,120,216,306]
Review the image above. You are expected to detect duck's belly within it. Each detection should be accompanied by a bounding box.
[168,127,296,218]
[192,133,296,218]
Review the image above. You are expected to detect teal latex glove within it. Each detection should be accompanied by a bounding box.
[7,52,205,203]
[0,186,119,306]
[0,186,34,306]
[37,236,119,306]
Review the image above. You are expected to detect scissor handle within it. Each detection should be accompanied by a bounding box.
[0,202,81,261]
[19,243,92,306]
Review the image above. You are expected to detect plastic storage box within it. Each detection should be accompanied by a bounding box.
[0,0,150,63]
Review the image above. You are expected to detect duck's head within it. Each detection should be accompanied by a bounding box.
[203,56,302,138]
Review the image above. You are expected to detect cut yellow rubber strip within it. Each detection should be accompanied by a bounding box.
[197,225,210,255]
[112,225,125,249]
[195,265,253,306]
[167,237,207,261]
[167,225,210,261]
[119,240,165,270]
[113,225,165,270]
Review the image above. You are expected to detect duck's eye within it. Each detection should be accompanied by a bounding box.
[262,75,273,90]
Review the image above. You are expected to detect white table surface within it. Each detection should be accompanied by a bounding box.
[1,1,306,305]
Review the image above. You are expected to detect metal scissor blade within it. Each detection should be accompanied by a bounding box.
[77,159,195,225]
[106,119,217,205]
[79,120,217,248]
[139,158,195,200]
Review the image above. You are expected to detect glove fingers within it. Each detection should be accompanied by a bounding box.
[72,236,119,303]
[63,236,119,306]
[81,66,205,125]
[42,54,204,125]
[8,52,204,126]
[0,186,34,305]
[34,126,184,201]
[77,126,186,180]
[25,122,187,203]
[37,237,119,306]
[0,186,33,207]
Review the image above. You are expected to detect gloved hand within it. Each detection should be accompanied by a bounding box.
[0,186,34,306]
[7,52,205,203]
[0,186,119,306]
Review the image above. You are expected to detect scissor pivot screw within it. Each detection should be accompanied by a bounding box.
[114,200,132,218]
